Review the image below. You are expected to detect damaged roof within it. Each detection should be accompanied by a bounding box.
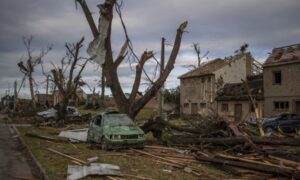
[264,44,300,67]
[178,53,250,79]
[216,74,263,101]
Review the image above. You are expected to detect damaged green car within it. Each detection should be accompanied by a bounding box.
[87,111,145,150]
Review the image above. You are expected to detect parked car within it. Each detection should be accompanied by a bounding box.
[36,106,81,122]
[262,112,300,133]
[87,111,145,150]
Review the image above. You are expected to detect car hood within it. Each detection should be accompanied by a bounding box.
[262,117,277,124]
[105,125,144,135]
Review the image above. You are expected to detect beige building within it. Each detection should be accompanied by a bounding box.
[216,74,263,121]
[263,44,300,117]
[34,94,54,107]
[178,53,254,117]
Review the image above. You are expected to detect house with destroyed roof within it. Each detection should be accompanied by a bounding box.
[263,44,300,116]
[178,53,257,117]
[216,74,263,121]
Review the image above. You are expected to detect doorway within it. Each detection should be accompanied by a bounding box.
[234,104,242,121]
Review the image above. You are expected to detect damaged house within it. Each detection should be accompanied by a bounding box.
[263,44,300,116]
[216,74,263,121]
[178,53,255,117]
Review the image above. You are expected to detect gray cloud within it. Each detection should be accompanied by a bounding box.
[1,0,300,97]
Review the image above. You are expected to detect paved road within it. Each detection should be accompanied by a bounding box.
[0,114,34,180]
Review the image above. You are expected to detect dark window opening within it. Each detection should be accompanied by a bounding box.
[200,103,206,108]
[201,77,205,83]
[274,101,289,111]
[221,103,228,112]
[273,71,282,84]
[183,103,189,108]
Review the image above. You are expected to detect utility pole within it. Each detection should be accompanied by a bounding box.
[14,80,17,112]
[46,74,50,95]
[158,37,165,117]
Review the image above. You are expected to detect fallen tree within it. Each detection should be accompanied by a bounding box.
[169,135,300,146]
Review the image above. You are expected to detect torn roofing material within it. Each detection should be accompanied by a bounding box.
[264,43,300,67]
[58,128,88,142]
[67,163,123,180]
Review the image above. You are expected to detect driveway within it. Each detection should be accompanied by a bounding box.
[0,114,35,180]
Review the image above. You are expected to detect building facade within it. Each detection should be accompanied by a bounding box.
[178,53,254,117]
[263,44,300,117]
[216,74,263,121]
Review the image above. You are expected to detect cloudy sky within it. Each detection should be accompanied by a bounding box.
[1,0,300,98]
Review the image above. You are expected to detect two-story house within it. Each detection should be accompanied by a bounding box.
[263,44,300,116]
[178,53,254,117]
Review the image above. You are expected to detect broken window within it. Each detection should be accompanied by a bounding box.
[249,103,257,112]
[273,71,282,84]
[274,101,289,111]
[183,103,189,108]
[200,103,206,108]
[221,103,228,112]
[207,76,211,83]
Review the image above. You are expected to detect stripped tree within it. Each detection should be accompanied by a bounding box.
[17,36,51,110]
[50,37,92,121]
[77,0,187,119]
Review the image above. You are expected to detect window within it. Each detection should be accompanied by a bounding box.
[183,103,189,108]
[95,115,102,126]
[207,76,211,82]
[274,101,289,111]
[273,71,282,84]
[249,103,257,112]
[200,103,206,108]
[201,77,205,83]
[221,104,228,112]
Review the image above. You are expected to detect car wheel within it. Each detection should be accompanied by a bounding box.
[101,137,108,151]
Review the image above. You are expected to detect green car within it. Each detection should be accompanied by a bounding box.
[87,111,145,150]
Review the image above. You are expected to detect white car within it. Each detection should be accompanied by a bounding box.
[37,106,81,121]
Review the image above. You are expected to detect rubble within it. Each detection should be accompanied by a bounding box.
[67,163,123,180]
[58,128,88,142]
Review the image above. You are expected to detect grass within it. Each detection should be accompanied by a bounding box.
[17,125,227,180]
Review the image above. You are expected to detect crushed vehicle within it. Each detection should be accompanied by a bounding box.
[262,112,300,133]
[87,111,145,150]
[36,106,81,122]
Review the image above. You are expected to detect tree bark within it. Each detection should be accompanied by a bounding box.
[78,0,187,119]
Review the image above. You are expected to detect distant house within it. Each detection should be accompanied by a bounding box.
[216,74,263,121]
[34,94,53,107]
[263,44,300,116]
[178,53,255,117]
[53,87,87,106]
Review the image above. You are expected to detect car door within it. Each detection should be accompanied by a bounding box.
[278,114,295,132]
[90,115,103,143]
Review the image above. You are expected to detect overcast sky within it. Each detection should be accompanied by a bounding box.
[1,0,300,98]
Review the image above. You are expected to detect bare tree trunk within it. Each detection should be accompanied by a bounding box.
[28,71,36,110]
[77,0,187,119]
[101,64,105,100]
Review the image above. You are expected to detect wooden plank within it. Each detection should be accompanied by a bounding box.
[46,148,87,164]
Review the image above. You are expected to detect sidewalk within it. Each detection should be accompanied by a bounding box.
[0,114,35,180]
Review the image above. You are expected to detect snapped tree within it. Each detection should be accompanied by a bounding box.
[17,36,51,110]
[77,0,188,119]
[49,37,92,120]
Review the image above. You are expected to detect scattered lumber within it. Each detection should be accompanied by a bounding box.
[170,136,300,146]
[195,153,300,179]
[26,132,68,143]
[46,148,87,165]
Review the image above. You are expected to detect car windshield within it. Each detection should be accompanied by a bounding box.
[103,114,134,126]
